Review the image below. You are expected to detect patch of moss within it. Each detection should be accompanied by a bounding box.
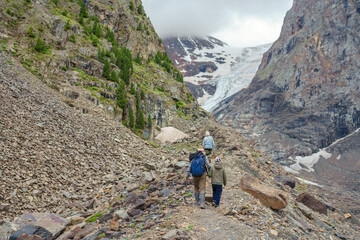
[86,212,104,223]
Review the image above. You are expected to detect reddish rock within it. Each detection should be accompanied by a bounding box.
[296,192,327,215]
[239,175,288,210]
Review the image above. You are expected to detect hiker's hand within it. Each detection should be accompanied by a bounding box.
[185,178,189,182]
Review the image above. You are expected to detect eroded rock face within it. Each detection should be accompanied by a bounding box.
[239,175,288,210]
[213,0,360,163]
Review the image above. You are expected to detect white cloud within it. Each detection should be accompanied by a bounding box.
[142,0,293,47]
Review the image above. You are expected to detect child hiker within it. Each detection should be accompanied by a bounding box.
[208,156,227,207]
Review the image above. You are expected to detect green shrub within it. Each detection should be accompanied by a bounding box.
[28,27,35,38]
[6,9,14,17]
[129,1,134,11]
[64,20,71,31]
[61,10,68,16]
[69,34,76,43]
[34,38,49,53]
[62,66,67,71]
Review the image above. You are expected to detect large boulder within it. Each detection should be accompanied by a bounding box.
[239,175,288,210]
[11,213,70,239]
[296,192,327,215]
[155,127,188,143]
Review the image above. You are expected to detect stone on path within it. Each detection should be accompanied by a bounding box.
[239,174,288,210]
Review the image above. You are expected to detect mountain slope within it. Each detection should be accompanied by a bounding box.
[212,0,360,163]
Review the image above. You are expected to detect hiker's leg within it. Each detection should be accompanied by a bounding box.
[193,177,200,193]
[212,184,216,203]
[199,174,206,209]
[216,185,223,206]
[193,177,200,205]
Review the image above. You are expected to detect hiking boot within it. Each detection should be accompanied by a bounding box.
[194,192,200,206]
[200,193,205,209]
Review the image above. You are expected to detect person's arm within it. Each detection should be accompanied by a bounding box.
[204,155,211,171]
[185,163,191,179]
[202,138,205,148]
[223,169,227,186]
[208,166,213,178]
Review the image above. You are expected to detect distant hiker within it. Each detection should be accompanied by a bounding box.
[203,131,215,157]
[208,156,227,208]
[185,147,211,209]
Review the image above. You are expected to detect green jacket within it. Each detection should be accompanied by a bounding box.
[208,162,227,186]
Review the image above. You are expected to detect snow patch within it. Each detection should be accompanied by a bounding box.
[295,177,322,187]
[288,149,332,173]
[336,154,341,160]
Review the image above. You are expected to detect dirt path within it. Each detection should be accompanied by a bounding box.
[178,167,266,240]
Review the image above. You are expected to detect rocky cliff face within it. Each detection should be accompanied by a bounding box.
[213,0,360,163]
[0,0,202,138]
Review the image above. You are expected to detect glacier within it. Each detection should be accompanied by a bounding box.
[201,43,272,112]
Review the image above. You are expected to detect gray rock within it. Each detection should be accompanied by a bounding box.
[114,210,129,220]
[174,161,189,169]
[161,229,178,240]
[158,188,171,198]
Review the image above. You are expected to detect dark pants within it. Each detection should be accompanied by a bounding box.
[212,184,223,207]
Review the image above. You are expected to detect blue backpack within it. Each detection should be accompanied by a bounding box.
[190,155,205,177]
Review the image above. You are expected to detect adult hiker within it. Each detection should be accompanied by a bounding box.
[208,156,227,208]
[203,131,215,157]
[185,147,211,209]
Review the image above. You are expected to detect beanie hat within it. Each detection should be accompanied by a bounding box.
[205,131,210,136]
[197,146,204,152]
[215,157,221,162]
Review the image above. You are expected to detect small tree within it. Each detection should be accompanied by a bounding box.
[129,106,135,129]
[130,83,136,95]
[137,4,143,14]
[105,28,115,42]
[102,59,111,80]
[116,80,127,110]
[136,109,145,130]
[135,52,142,65]
[129,1,134,11]
[110,70,118,82]
[140,90,145,100]
[135,92,140,110]
[147,113,152,128]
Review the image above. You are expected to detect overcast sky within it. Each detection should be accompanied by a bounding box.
[142,0,293,47]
